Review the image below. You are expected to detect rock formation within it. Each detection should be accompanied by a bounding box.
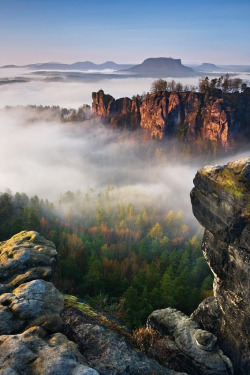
[0,231,183,375]
[0,231,99,374]
[190,157,250,375]
[92,89,250,148]
[92,90,141,129]
[147,308,233,375]
[62,302,183,375]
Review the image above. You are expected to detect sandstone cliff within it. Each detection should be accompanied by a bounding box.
[190,157,250,375]
[92,89,250,148]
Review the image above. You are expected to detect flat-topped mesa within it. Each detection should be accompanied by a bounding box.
[190,157,250,375]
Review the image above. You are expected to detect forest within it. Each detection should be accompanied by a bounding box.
[0,187,213,328]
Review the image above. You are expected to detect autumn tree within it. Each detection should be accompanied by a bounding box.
[150,79,167,93]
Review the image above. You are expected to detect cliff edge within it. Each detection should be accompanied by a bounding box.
[190,157,250,375]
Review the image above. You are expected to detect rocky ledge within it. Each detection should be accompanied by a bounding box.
[191,157,250,375]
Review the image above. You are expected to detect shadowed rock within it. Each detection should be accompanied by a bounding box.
[191,157,250,375]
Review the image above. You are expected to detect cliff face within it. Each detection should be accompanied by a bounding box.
[92,89,250,147]
[92,90,141,129]
[190,158,250,375]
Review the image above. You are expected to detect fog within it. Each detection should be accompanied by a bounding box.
[1,106,248,227]
[1,67,249,108]
[0,71,249,226]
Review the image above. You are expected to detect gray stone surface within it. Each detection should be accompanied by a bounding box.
[0,231,56,287]
[0,327,99,375]
[0,232,100,375]
[62,307,185,375]
[147,308,233,375]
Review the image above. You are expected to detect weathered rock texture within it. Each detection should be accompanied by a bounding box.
[0,231,98,375]
[62,306,183,375]
[147,308,233,375]
[92,89,250,147]
[190,158,250,375]
[92,90,141,129]
[0,231,184,375]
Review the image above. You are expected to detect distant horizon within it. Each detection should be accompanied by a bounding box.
[1,0,249,66]
[1,57,250,68]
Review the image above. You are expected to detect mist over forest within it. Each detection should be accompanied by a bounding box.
[0,71,249,221]
[0,68,249,328]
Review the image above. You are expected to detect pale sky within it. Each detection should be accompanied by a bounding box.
[0,0,249,66]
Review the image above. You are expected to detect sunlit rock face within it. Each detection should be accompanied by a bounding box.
[191,157,250,375]
[91,89,250,146]
[92,89,141,129]
[140,92,169,138]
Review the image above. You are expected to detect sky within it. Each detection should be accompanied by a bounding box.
[0,0,250,66]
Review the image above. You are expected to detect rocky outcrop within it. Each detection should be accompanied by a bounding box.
[92,89,250,147]
[0,231,99,375]
[0,231,184,375]
[62,304,183,375]
[190,158,250,375]
[146,308,233,375]
[0,327,98,375]
[92,90,141,129]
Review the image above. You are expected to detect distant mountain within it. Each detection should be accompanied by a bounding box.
[194,63,250,73]
[1,65,18,68]
[197,63,218,71]
[24,61,134,71]
[122,57,196,77]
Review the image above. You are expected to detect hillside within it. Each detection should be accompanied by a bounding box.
[123,57,196,77]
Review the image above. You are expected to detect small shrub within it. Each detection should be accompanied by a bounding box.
[132,327,159,353]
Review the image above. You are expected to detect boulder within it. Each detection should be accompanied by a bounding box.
[147,308,233,375]
[0,326,99,375]
[0,231,56,288]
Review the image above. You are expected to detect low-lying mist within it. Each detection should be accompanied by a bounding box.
[1,67,249,108]
[1,106,248,228]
